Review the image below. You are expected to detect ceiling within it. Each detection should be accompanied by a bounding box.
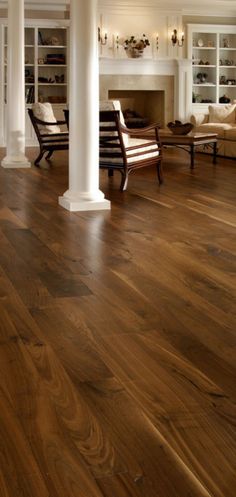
[0,0,236,16]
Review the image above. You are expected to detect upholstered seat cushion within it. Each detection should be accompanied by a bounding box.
[100,137,159,164]
[196,122,232,138]
[32,102,61,134]
[224,125,236,140]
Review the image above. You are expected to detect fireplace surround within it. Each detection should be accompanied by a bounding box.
[99,58,192,127]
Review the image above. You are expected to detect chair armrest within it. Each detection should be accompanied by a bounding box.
[190,113,209,127]
[120,122,161,135]
[41,132,69,138]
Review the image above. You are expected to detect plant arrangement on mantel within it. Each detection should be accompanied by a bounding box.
[123,34,150,58]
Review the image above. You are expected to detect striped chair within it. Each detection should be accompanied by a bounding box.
[99,100,163,191]
[28,103,69,165]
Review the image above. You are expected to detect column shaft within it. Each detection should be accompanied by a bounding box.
[1,0,30,168]
[59,0,110,211]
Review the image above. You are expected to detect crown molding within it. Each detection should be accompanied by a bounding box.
[0,0,68,10]
[0,0,235,16]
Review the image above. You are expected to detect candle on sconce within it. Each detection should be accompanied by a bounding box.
[114,33,119,49]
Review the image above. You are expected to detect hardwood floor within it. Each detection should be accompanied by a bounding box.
[0,147,235,497]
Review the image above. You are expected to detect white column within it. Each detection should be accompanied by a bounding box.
[59,0,110,212]
[1,0,30,169]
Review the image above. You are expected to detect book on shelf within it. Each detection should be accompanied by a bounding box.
[25,86,34,103]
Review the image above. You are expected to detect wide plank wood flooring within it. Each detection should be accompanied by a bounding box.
[0,147,235,497]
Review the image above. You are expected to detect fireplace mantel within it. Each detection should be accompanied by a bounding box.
[99,57,192,122]
[100,57,179,75]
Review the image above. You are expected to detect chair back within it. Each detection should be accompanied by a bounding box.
[31,102,61,134]
[100,100,129,146]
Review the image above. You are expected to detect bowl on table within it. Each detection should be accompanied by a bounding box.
[167,120,194,135]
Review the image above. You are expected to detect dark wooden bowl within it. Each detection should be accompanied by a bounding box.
[167,122,194,135]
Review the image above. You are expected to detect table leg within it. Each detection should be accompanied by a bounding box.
[190,144,195,169]
[213,141,217,164]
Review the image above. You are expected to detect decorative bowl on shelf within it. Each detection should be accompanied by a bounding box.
[167,120,194,135]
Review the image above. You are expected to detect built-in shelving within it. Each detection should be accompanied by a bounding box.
[0,19,69,146]
[188,24,236,108]
[2,24,68,105]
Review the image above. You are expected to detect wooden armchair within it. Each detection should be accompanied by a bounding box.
[28,103,69,165]
[99,101,163,191]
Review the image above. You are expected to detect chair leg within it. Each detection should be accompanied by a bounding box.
[34,150,45,166]
[108,169,114,177]
[157,160,163,184]
[120,171,129,191]
[46,150,53,160]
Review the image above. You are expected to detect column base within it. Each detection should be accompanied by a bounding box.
[1,156,31,169]
[59,191,111,212]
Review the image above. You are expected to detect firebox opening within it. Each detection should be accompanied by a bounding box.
[108,90,165,128]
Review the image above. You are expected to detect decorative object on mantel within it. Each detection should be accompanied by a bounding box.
[123,34,150,58]
[167,120,193,135]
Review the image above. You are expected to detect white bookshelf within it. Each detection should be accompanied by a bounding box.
[0,19,69,145]
[187,24,236,111]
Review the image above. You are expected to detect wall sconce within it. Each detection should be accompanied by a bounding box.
[156,33,159,50]
[171,29,184,47]
[98,27,108,45]
[115,34,119,50]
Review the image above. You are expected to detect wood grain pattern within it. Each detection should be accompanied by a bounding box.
[0,146,235,496]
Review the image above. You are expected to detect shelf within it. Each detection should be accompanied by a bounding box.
[219,47,236,51]
[193,83,216,87]
[192,46,216,50]
[220,65,236,68]
[38,83,67,86]
[37,45,67,49]
[219,84,236,87]
[25,45,34,48]
[25,83,35,86]
[38,64,67,67]
[192,64,216,67]
[192,102,216,104]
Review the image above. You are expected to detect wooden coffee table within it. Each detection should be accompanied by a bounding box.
[159,131,218,169]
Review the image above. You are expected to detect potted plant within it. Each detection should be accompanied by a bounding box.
[123,34,150,58]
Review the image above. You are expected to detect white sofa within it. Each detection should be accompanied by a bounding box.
[190,103,236,158]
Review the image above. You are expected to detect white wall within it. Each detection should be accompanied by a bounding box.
[98,6,185,59]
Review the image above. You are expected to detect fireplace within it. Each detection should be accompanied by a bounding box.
[99,59,193,125]
[100,75,174,127]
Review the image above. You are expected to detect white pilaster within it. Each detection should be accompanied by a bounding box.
[175,59,192,121]
[1,0,30,169]
[59,0,110,212]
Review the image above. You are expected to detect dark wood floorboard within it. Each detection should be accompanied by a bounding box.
[0,147,235,497]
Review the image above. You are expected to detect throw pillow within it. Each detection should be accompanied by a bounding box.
[208,104,236,124]
[32,102,61,134]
